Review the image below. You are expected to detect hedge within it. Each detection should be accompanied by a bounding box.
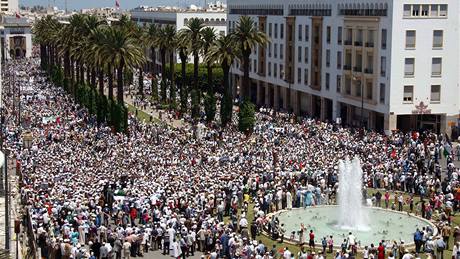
[165,64,224,93]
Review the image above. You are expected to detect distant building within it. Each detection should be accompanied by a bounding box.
[227,0,460,135]
[81,7,125,20]
[130,2,227,71]
[0,15,32,60]
[0,0,19,13]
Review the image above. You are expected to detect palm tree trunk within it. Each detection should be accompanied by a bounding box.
[91,68,96,88]
[220,62,232,126]
[160,48,167,101]
[150,47,158,100]
[180,52,187,114]
[76,61,80,85]
[70,57,75,97]
[117,60,124,104]
[169,50,175,105]
[193,51,199,90]
[98,69,104,95]
[108,64,114,100]
[80,63,85,84]
[138,68,144,97]
[86,67,91,86]
[242,49,251,99]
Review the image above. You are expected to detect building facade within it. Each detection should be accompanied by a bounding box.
[0,0,18,13]
[227,0,460,135]
[0,16,32,60]
[130,3,227,70]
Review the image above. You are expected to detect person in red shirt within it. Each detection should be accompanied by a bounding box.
[309,230,315,251]
[377,242,385,259]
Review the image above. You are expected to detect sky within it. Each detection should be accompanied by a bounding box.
[20,0,214,11]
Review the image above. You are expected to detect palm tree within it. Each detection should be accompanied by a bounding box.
[99,26,146,104]
[232,16,269,100]
[156,25,176,102]
[180,18,204,92]
[176,31,189,113]
[201,27,217,93]
[165,26,177,106]
[206,34,239,126]
[145,23,160,100]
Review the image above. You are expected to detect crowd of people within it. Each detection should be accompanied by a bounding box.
[1,58,459,259]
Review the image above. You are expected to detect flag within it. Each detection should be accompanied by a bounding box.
[115,0,120,8]
[15,12,20,19]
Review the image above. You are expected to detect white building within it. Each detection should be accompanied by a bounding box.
[227,0,460,135]
[0,15,32,60]
[130,2,227,69]
[0,0,18,13]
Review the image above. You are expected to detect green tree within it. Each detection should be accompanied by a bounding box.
[145,23,160,100]
[206,34,238,127]
[177,30,190,114]
[238,99,256,133]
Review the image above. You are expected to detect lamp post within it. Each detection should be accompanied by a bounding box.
[352,75,364,128]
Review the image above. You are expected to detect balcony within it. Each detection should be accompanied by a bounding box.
[365,42,374,48]
[364,68,373,74]
[343,65,351,70]
[354,41,363,47]
[353,66,362,72]
[344,40,352,46]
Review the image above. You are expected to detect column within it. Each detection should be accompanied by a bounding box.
[320,97,326,121]
[256,81,262,106]
[264,83,270,107]
[292,90,300,115]
[332,99,338,121]
[384,114,397,135]
[274,85,279,110]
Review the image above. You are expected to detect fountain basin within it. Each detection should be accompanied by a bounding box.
[266,206,436,247]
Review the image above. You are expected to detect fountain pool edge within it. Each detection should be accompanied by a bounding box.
[263,205,437,249]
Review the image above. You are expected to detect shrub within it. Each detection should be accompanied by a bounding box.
[238,99,256,133]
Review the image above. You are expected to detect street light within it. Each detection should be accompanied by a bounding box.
[352,75,364,128]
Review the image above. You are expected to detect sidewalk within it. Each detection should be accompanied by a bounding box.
[0,158,23,259]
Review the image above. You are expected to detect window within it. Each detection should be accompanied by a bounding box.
[433,30,443,48]
[430,85,440,102]
[326,49,330,67]
[380,56,386,76]
[268,62,271,76]
[431,57,442,76]
[269,23,272,37]
[274,43,278,58]
[304,69,308,85]
[404,58,414,77]
[326,26,331,44]
[253,59,257,73]
[403,4,411,17]
[297,68,302,84]
[403,85,413,103]
[274,63,277,78]
[337,51,342,69]
[412,5,420,16]
[379,83,385,104]
[336,75,341,92]
[249,58,252,72]
[304,47,308,63]
[366,82,373,100]
[381,29,387,49]
[422,5,429,16]
[280,24,284,39]
[338,26,342,44]
[440,4,447,17]
[345,77,351,94]
[280,64,284,79]
[325,73,330,90]
[298,25,302,41]
[405,30,416,49]
[305,25,309,41]
[274,23,278,38]
[298,46,302,63]
[268,43,272,58]
[430,5,438,16]
[280,44,284,59]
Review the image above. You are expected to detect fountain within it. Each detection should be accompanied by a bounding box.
[337,157,369,231]
[268,157,436,247]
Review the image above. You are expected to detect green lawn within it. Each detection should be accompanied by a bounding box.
[232,189,458,258]
[126,104,161,124]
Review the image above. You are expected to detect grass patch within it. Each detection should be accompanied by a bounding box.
[126,104,160,124]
